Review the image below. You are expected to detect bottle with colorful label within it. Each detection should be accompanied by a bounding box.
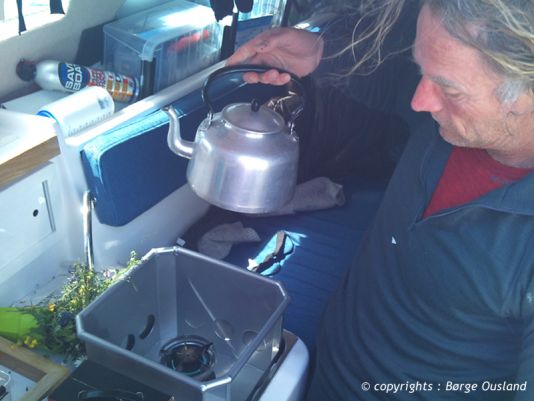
[17,59,139,103]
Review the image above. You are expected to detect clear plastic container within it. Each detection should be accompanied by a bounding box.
[235,0,287,49]
[103,0,223,95]
[76,246,290,401]
[238,0,286,23]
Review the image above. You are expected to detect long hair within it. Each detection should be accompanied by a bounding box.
[425,0,534,102]
[330,0,409,75]
[339,0,534,101]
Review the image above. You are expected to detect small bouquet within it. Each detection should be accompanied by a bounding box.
[0,252,139,361]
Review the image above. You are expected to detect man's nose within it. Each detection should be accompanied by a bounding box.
[411,77,443,113]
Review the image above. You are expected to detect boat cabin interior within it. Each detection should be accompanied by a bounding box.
[0,1,424,400]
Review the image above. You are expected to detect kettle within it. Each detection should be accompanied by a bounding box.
[163,65,305,214]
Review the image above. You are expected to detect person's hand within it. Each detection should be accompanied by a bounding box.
[226,27,324,85]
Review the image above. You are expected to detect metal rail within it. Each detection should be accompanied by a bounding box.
[82,190,94,271]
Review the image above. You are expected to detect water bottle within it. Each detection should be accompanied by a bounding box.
[37,86,115,137]
[17,59,139,103]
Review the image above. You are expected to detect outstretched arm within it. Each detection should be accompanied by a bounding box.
[227,26,409,182]
[226,27,325,85]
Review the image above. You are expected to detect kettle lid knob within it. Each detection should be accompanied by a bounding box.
[251,99,260,112]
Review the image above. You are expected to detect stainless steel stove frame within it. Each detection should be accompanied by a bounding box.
[77,246,291,401]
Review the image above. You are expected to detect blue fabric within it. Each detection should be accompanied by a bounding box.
[81,82,283,226]
[250,230,296,276]
[81,109,187,226]
[224,178,387,352]
[307,118,534,401]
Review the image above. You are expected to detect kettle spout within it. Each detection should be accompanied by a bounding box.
[162,105,194,159]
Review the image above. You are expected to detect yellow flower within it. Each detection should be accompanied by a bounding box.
[48,303,56,312]
[23,336,39,349]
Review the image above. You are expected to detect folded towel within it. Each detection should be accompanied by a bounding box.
[261,176,345,216]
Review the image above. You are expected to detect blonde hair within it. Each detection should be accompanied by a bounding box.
[329,0,408,75]
[425,0,534,102]
[335,0,534,101]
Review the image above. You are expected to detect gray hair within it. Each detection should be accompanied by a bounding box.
[348,0,534,103]
[424,0,534,103]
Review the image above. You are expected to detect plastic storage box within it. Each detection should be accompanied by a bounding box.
[103,0,222,95]
[76,246,290,401]
[235,0,287,49]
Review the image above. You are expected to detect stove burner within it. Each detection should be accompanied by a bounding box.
[160,335,216,381]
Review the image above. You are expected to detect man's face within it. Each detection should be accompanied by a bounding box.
[411,4,529,155]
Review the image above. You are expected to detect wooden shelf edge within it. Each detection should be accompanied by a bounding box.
[0,336,70,401]
[0,136,60,189]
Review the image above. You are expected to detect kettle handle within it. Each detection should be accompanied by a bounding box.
[202,64,306,129]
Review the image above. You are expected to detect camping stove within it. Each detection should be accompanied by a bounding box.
[159,335,216,381]
[51,330,307,401]
[76,246,304,401]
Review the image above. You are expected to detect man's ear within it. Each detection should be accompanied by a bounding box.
[508,88,534,115]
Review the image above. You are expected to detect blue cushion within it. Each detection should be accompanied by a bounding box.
[223,178,387,352]
[81,109,187,226]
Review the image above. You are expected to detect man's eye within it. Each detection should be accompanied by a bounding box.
[443,90,462,100]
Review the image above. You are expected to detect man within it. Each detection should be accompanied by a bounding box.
[228,0,534,400]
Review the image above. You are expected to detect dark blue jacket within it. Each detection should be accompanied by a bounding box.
[307,116,534,401]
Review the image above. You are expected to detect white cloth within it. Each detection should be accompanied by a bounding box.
[197,221,260,259]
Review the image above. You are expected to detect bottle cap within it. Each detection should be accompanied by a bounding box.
[16,60,37,82]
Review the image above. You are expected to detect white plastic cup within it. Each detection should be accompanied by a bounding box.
[37,86,115,137]
[0,370,12,401]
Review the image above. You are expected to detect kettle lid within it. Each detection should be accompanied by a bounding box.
[222,102,285,134]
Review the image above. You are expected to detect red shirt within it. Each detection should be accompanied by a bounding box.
[423,146,533,218]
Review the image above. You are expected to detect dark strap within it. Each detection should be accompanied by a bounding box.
[50,0,65,14]
[17,0,26,34]
[220,11,239,60]
[78,389,144,401]
[210,0,233,21]
[235,0,253,13]
[15,0,64,35]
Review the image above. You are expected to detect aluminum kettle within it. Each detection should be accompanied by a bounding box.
[163,65,305,214]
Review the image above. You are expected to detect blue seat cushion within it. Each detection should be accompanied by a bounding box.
[222,178,387,352]
[81,109,186,226]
